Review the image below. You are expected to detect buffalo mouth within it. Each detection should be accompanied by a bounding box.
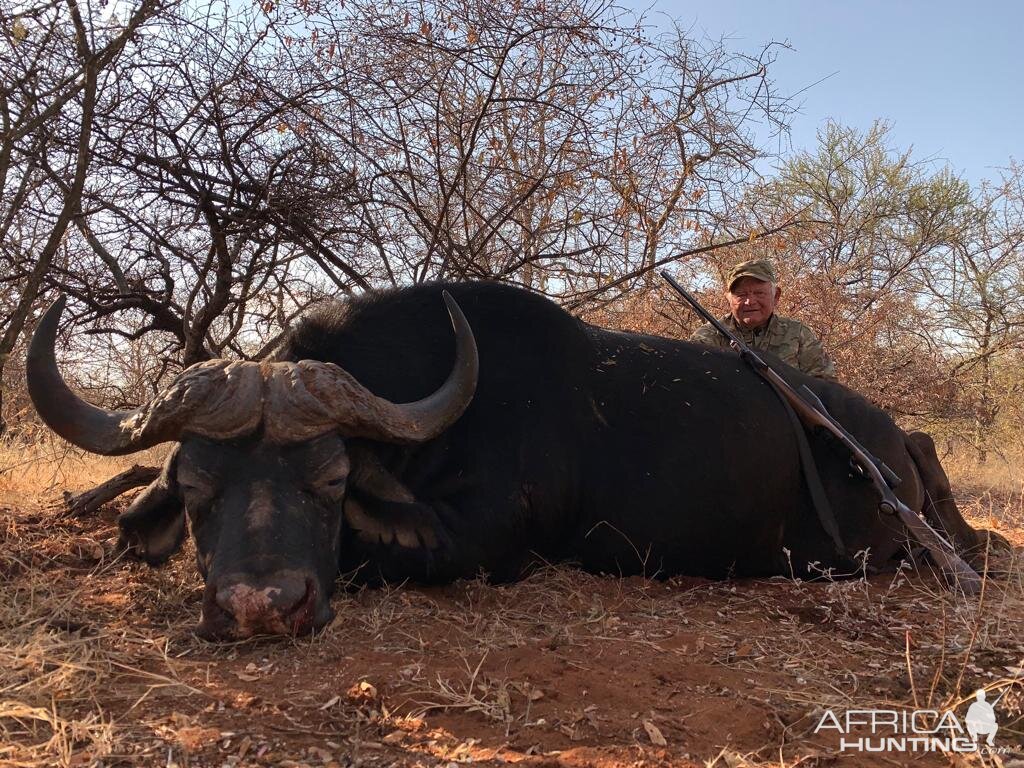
[196,576,335,641]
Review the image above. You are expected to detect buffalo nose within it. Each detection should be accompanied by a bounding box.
[214,573,315,633]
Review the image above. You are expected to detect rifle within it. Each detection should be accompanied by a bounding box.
[660,270,983,594]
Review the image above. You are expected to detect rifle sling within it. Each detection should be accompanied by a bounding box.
[763,376,850,561]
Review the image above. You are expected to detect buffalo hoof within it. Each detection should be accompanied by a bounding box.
[962,529,1015,579]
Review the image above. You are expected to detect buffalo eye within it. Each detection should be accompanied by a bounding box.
[310,455,350,501]
[294,434,350,500]
[311,470,349,501]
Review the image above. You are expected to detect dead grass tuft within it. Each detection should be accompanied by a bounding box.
[943,448,1024,531]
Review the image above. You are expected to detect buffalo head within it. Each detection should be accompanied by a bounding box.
[27,294,478,639]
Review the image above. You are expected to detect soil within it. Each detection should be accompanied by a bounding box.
[2,492,1023,768]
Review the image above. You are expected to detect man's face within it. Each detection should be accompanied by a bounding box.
[727,276,780,330]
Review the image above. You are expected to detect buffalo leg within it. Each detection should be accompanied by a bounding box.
[906,431,1010,565]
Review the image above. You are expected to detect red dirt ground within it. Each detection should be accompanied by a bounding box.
[2,492,1023,768]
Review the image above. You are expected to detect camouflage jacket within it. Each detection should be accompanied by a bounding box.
[689,314,837,380]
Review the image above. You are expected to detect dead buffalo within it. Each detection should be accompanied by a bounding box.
[27,282,998,639]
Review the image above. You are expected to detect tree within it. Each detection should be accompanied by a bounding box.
[0,0,161,435]
[2,0,793,429]
[292,0,789,304]
[728,121,974,414]
[915,162,1024,459]
[750,120,971,299]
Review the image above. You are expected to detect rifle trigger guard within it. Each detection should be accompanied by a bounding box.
[849,457,868,480]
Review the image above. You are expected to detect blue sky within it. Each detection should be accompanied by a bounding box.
[639,0,1022,184]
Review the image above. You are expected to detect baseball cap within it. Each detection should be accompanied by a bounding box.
[726,259,777,291]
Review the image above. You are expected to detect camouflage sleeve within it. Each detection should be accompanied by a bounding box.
[689,322,729,348]
[796,326,837,380]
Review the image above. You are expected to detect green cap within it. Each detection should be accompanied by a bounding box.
[726,259,777,291]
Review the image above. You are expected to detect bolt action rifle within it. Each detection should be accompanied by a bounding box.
[660,270,983,594]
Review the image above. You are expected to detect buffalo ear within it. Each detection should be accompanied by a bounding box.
[117,447,186,565]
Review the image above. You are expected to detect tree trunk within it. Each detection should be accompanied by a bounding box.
[974,315,996,463]
[0,358,6,438]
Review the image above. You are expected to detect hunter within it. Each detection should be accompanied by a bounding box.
[690,259,837,380]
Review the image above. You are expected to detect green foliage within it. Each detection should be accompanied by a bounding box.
[756,121,972,292]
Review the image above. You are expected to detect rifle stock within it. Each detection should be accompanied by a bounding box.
[660,270,982,594]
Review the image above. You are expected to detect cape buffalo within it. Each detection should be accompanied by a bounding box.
[27,282,998,639]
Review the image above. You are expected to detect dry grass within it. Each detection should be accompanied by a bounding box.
[0,435,169,499]
[1,440,1023,767]
[1,440,195,767]
[945,451,1024,497]
[937,448,1019,514]
[0,516,198,766]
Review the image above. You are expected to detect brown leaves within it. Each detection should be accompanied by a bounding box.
[163,712,220,752]
[234,660,275,682]
[346,679,379,705]
[11,16,27,43]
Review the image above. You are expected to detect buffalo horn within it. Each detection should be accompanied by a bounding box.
[262,291,478,444]
[28,292,478,452]
[26,297,263,455]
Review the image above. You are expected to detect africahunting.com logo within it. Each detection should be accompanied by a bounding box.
[814,687,1015,754]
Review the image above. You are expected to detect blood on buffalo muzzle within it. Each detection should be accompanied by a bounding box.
[197,571,333,640]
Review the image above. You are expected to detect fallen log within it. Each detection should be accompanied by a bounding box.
[61,464,159,518]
